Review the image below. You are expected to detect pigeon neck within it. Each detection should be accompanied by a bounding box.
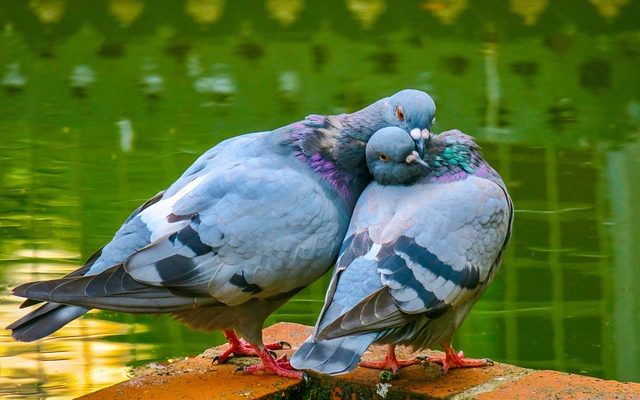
[425,134,490,183]
[285,115,371,203]
[337,102,387,141]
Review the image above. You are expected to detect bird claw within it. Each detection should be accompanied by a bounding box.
[426,346,493,373]
[279,341,292,350]
[240,355,302,379]
[359,345,421,373]
[211,355,220,365]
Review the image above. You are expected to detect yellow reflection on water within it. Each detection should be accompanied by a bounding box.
[346,0,386,29]
[510,0,549,26]
[185,0,225,25]
[266,0,304,26]
[11,249,79,260]
[28,0,66,25]
[108,0,145,27]
[0,261,152,399]
[420,0,467,25]
[589,0,630,19]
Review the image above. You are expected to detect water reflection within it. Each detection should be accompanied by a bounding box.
[0,295,142,399]
[266,0,304,27]
[70,65,96,98]
[193,64,236,108]
[346,0,386,29]
[29,0,66,25]
[0,1,639,398]
[590,0,630,19]
[185,0,224,26]
[277,71,301,112]
[510,0,548,26]
[116,118,134,152]
[140,61,164,98]
[607,140,640,382]
[421,0,467,25]
[2,63,27,93]
[108,0,144,27]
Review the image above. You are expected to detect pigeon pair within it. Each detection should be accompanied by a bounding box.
[7,89,512,379]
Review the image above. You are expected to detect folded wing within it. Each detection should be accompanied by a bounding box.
[318,176,513,340]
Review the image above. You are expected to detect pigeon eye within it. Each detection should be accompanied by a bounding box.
[395,106,405,122]
[378,153,390,162]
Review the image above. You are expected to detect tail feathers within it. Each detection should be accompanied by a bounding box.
[19,298,41,308]
[11,264,202,313]
[290,333,377,375]
[18,249,102,310]
[318,288,408,341]
[6,302,89,342]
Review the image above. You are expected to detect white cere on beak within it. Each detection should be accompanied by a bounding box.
[405,150,430,169]
[410,128,421,140]
[405,151,420,164]
[421,129,430,139]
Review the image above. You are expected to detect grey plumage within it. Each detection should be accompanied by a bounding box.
[7,91,436,377]
[291,127,513,375]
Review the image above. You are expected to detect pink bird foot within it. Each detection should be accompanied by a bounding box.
[426,343,493,374]
[240,349,303,379]
[359,345,421,374]
[214,330,291,364]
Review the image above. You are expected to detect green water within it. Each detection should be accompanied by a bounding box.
[1,1,639,398]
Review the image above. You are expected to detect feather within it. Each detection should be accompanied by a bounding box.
[291,333,377,375]
[9,303,89,342]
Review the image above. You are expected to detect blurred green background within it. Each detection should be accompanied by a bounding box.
[1,0,639,398]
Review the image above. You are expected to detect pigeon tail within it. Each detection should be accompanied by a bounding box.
[9,264,203,313]
[290,332,377,375]
[7,302,89,342]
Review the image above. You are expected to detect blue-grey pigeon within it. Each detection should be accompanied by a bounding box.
[290,127,513,375]
[7,90,436,378]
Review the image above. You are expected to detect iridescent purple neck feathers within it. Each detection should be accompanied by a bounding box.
[305,153,355,200]
[285,114,368,202]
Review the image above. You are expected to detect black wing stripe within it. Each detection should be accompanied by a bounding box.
[229,272,263,294]
[378,251,447,312]
[171,225,213,256]
[392,236,480,289]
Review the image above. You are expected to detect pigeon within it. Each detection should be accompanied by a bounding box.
[291,127,513,375]
[6,90,436,378]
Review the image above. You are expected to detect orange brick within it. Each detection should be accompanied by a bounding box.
[76,323,640,400]
[477,370,640,400]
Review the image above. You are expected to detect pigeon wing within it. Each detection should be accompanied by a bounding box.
[125,156,344,307]
[319,176,513,339]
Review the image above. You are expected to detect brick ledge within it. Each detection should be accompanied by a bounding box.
[77,322,640,400]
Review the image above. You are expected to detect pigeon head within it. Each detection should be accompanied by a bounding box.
[384,89,436,133]
[366,127,429,186]
[344,89,436,144]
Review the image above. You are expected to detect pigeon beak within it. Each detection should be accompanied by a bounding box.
[405,151,430,172]
[409,128,423,156]
[410,128,430,157]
